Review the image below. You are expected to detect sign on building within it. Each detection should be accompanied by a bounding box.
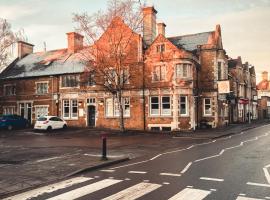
[218,80,230,94]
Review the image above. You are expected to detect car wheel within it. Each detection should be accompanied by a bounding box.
[47,126,52,132]
[63,124,67,129]
[7,125,13,131]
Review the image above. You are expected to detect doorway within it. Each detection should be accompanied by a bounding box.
[88,105,96,127]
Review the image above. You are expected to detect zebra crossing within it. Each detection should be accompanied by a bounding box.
[3,176,265,200]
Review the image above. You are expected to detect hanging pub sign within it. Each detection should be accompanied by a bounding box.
[218,80,230,94]
[239,99,249,104]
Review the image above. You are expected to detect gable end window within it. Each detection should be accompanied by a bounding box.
[156,44,165,53]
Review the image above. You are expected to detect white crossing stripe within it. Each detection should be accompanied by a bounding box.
[47,179,122,200]
[168,188,211,200]
[236,197,264,200]
[200,177,224,182]
[3,177,92,200]
[128,171,147,174]
[160,173,181,177]
[102,182,161,200]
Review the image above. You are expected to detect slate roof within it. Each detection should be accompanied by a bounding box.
[168,31,213,51]
[0,49,88,80]
[228,59,238,68]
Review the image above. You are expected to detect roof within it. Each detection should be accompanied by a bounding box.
[168,31,213,51]
[0,49,89,80]
[228,59,238,68]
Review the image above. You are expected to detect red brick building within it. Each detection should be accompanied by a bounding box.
[0,6,257,131]
[257,71,270,119]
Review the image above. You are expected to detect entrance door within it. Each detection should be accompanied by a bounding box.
[88,105,96,127]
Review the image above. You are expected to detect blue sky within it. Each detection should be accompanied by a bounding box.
[1,0,270,78]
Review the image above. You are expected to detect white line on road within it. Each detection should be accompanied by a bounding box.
[100,169,115,173]
[160,173,181,177]
[35,156,63,163]
[47,179,122,200]
[102,182,161,200]
[181,162,193,174]
[236,196,264,200]
[3,177,93,200]
[246,182,270,188]
[263,164,270,184]
[168,188,211,200]
[128,171,147,174]
[200,177,224,182]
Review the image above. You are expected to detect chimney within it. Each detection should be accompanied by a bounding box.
[143,6,157,46]
[66,32,84,53]
[157,22,166,36]
[262,71,268,81]
[17,41,34,59]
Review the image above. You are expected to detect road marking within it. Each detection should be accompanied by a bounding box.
[102,182,161,200]
[247,182,270,188]
[46,179,122,200]
[143,180,149,182]
[210,189,217,191]
[265,197,270,199]
[194,149,224,162]
[128,171,147,174]
[263,164,270,184]
[3,177,92,200]
[168,188,211,200]
[181,162,193,174]
[160,173,181,177]
[163,182,170,185]
[239,193,246,196]
[125,178,131,181]
[187,185,193,188]
[200,177,224,182]
[100,169,115,173]
[236,196,264,200]
[35,156,62,163]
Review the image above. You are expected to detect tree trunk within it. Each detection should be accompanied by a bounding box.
[117,90,125,133]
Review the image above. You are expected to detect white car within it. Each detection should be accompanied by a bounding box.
[34,116,67,131]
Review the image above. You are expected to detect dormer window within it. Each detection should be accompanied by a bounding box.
[156,44,165,53]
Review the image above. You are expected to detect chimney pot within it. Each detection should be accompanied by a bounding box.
[66,32,84,53]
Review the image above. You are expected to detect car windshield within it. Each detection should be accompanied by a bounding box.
[37,117,47,121]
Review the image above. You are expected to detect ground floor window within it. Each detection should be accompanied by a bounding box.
[150,96,171,116]
[62,99,78,119]
[105,97,130,117]
[35,106,49,118]
[179,96,188,116]
[238,104,244,118]
[203,98,212,116]
[3,106,16,115]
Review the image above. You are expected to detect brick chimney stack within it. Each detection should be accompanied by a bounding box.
[66,32,84,53]
[143,6,157,46]
[17,41,34,59]
[262,71,268,81]
[157,22,166,36]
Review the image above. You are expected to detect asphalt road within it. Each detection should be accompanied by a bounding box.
[4,124,270,200]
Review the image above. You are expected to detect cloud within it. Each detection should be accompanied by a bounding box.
[0,4,40,20]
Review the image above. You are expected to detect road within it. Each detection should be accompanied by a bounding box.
[4,124,270,200]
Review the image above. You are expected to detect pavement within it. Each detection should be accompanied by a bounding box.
[0,119,269,198]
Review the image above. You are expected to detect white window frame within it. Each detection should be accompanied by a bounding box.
[203,98,212,116]
[150,96,160,116]
[62,99,78,120]
[179,96,189,116]
[152,65,166,82]
[150,96,172,117]
[35,105,49,118]
[105,97,130,118]
[161,96,171,116]
[3,106,16,115]
[175,63,192,79]
[36,81,49,95]
[3,84,16,96]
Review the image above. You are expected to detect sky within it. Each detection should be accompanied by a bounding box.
[0,0,270,81]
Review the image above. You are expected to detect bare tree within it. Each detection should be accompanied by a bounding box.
[0,18,26,69]
[73,0,144,132]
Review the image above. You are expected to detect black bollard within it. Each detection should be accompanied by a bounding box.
[101,134,108,160]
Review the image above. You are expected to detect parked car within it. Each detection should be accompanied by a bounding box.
[0,114,30,130]
[34,116,67,131]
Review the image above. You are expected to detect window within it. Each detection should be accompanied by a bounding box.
[156,44,165,53]
[180,96,188,115]
[105,97,130,117]
[121,68,129,84]
[61,75,80,87]
[35,106,48,118]
[3,107,15,115]
[36,82,48,94]
[218,61,222,80]
[161,96,171,115]
[150,97,159,115]
[176,64,192,78]
[87,98,96,105]
[4,84,16,96]
[88,73,95,86]
[153,65,166,81]
[62,99,78,119]
[204,98,212,116]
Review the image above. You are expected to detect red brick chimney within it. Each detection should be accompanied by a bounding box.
[17,41,34,59]
[66,32,84,53]
[262,71,268,81]
[157,22,166,36]
[143,6,157,46]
